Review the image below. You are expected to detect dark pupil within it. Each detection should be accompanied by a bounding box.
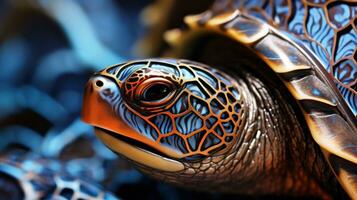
[143,84,171,101]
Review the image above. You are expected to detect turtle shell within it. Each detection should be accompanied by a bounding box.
[162,0,357,198]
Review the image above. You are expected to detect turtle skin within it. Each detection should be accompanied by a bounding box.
[170,1,357,197]
[148,0,357,115]
[82,0,357,199]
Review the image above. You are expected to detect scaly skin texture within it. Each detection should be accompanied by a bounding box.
[83,59,347,199]
[135,72,337,198]
[82,0,357,197]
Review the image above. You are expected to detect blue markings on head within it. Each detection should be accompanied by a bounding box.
[159,134,187,154]
[171,94,189,114]
[185,83,210,99]
[191,96,209,116]
[107,59,242,159]
[180,65,196,79]
[106,60,181,83]
[120,104,159,141]
[194,68,219,90]
[150,62,180,77]
[175,112,203,135]
[150,114,173,134]
[115,62,147,82]
[202,133,221,151]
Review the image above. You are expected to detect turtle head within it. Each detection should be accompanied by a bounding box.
[82,59,245,188]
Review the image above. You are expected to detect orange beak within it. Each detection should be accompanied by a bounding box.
[81,75,185,160]
[81,76,143,142]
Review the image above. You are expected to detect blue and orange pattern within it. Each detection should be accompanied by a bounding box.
[97,60,243,160]
[217,0,357,116]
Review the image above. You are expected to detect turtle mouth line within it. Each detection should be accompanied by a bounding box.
[97,127,170,159]
[94,127,185,172]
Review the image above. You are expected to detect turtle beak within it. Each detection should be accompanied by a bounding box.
[81,75,184,172]
[81,75,135,139]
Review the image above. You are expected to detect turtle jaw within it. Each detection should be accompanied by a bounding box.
[81,75,185,172]
[94,128,184,172]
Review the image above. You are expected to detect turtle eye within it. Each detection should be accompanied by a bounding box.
[135,78,176,106]
[142,83,171,102]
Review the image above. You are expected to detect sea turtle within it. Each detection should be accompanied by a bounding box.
[82,0,357,199]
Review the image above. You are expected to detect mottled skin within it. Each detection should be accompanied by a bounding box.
[133,72,336,198]
[81,1,357,199]
[82,59,346,199]
[138,73,327,196]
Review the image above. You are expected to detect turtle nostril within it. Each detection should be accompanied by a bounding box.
[96,80,104,87]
